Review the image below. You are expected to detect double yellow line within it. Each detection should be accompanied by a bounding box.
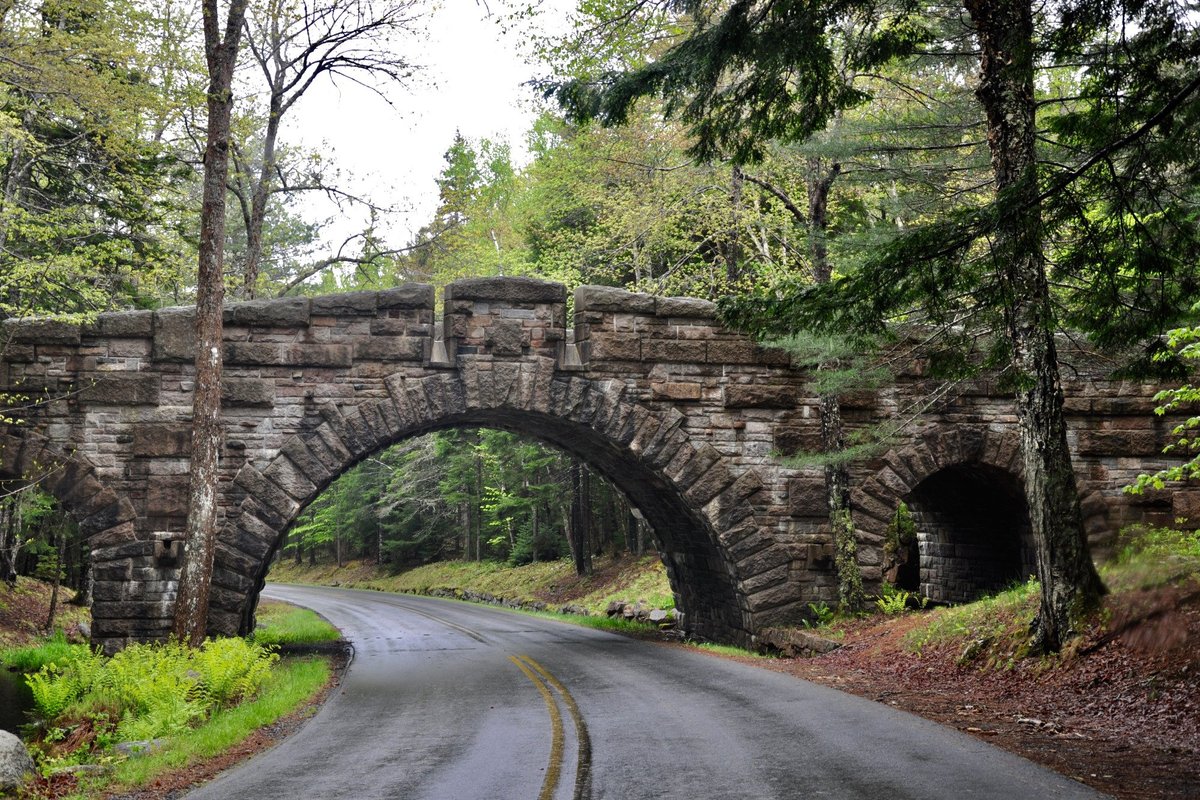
[509,655,592,800]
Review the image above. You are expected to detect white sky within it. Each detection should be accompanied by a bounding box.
[284,0,574,254]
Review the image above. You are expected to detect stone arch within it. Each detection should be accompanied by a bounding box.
[0,428,143,651]
[852,427,1034,601]
[207,358,780,645]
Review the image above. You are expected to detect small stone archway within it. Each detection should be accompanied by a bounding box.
[852,428,1035,602]
[0,430,155,649]
[205,358,776,646]
[905,463,1036,602]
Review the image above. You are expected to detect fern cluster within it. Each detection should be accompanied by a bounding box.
[24,638,278,745]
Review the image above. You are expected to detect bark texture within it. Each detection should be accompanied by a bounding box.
[964,0,1104,652]
[172,0,249,647]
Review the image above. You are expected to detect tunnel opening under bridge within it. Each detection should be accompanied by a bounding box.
[212,374,769,648]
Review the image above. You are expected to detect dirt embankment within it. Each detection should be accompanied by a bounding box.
[709,580,1200,800]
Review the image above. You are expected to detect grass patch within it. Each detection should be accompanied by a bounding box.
[532,611,660,636]
[1,629,80,672]
[692,642,771,659]
[251,600,341,647]
[92,656,329,794]
[904,578,1040,664]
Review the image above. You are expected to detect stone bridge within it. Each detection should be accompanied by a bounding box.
[0,278,1193,651]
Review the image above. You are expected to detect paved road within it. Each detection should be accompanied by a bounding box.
[185,584,1107,800]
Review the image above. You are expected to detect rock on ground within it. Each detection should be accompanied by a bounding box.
[0,729,35,792]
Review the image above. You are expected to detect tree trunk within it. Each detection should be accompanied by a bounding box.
[474,453,483,561]
[242,91,283,299]
[964,0,1104,653]
[173,0,249,647]
[568,461,593,576]
[0,492,16,585]
[44,527,65,631]
[725,164,744,284]
[805,157,841,284]
[804,156,861,610]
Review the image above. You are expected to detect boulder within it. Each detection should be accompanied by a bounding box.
[0,730,35,792]
[758,626,842,657]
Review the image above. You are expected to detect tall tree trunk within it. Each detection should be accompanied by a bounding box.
[474,453,483,561]
[725,164,744,284]
[242,92,283,299]
[805,157,841,284]
[805,157,861,610]
[568,461,593,576]
[173,0,249,647]
[0,492,16,585]
[964,0,1104,652]
[44,526,65,631]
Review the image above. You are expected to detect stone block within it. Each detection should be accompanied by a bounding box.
[234,465,299,521]
[152,307,196,362]
[774,426,821,456]
[284,343,352,367]
[574,285,655,313]
[79,373,160,405]
[354,336,425,362]
[707,340,760,364]
[223,341,283,365]
[146,476,189,516]
[656,296,716,318]
[652,340,707,363]
[685,462,736,507]
[1076,429,1166,456]
[85,310,154,338]
[651,381,701,401]
[79,498,137,541]
[1173,491,1200,523]
[263,455,317,502]
[788,475,827,517]
[0,343,34,362]
[132,424,191,457]
[224,297,310,328]
[489,319,526,356]
[282,437,335,486]
[221,378,275,407]
[311,291,377,316]
[3,318,80,345]
[589,332,641,361]
[378,284,435,309]
[724,384,795,409]
[446,276,566,304]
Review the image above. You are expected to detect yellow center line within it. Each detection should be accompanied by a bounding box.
[510,655,564,800]
[517,655,593,800]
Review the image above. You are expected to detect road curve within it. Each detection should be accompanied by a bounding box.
[184,584,1107,800]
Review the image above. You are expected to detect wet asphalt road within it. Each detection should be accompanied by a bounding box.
[184,584,1107,800]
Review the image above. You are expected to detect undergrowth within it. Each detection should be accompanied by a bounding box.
[19,638,279,772]
[57,656,330,798]
[1105,524,1200,591]
[903,578,1040,664]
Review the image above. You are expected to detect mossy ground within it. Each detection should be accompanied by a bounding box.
[268,553,675,615]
